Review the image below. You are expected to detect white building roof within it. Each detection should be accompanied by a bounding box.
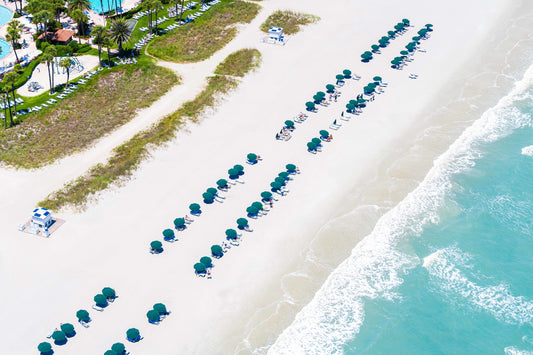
[32,207,51,220]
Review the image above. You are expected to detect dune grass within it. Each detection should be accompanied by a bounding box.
[147,0,260,63]
[40,48,262,210]
[0,58,178,169]
[214,48,262,77]
[260,10,319,35]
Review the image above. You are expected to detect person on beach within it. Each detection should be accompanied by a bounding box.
[334,93,338,102]
[327,134,333,142]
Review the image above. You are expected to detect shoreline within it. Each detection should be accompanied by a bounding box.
[0,0,532,354]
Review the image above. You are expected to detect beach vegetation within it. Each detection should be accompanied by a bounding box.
[214,48,262,77]
[6,20,23,63]
[39,48,258,210]
[0,58,177,168]
[147,0,261,62]
[260,10,319,35]
[109,17,133,55]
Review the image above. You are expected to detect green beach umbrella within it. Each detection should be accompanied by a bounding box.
[388,30,395,36]
[261,191,273,199]
[285,120,294,127]
[246,206,259,215]
[306,142,317,151]
[194,263,206,273]
[102,287,115,299]
[237,218,248,227]
[305,101,315,109]
[76,309,89,321]
[153,303,167,315]
[105,351,118,355]
[335,74,344,81]
[111,343,125,353]
[225,228,237,238]
[361,51,372,59]
[271,181,283,189]
[162,229,174,239]
[228,168,239,177]
[412,36,421,41]
[52,330,66,342]
[147,309,160,322]
[60,323,75,336]
[189,203,201,212]
[418,28,428,36]
[349,99,357,106]
[317,91,326,98]
[247,153,257,161]
[174,218,185,227]
[38,342,52,353]
[380,36,389,42]
[319,130,329,138]
[252,201,264,210]
[394,24,403,31]
[200,256,212,267]
[326,84,335,92]
[368,82,377,89]
[126,328,139,340]
[343,69,351,77]
[373,76,382,82]
[206,187,217,195]
[358,98,366,104]
[400,50,409,56]
[275,177,285,185]
[216,179,228,187]
[391,59,401,65]
[313,94,322,103]
[371,44,380,51]
[286,164,296,172]
[234,164,244,172]
[426,23,433,28]
[202,192,214,201]
[94,294,107,306]
[378,38,388,45]
[311,137,321,145]
[151,240,162,250]
[346,103,356,111]
[278,172,289,179]
[402,18,410,25]
[211,244,223,255]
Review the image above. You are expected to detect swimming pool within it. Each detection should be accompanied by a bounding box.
[0,6,13,60]
[0,39,11,60]
[90,0,124,14]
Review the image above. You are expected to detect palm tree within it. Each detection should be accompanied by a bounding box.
[178,0,185,23]
[152,0,162,34]
[68,0,91,13]
[34,10,55,41]
[92,25,108,66]
[102,35,113,66]
[60,58,73,87]
[143,1,153,34]
[45,46,57,92]
[109,17,132,55]
[2,89,9,129]
[3,72,19,126]
[5,20,23,63]
[70,8,87,43]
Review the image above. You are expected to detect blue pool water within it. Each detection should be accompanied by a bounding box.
[0,6,12,60]
[269,64,533,354]
[90,0,124,14]
[0,5,12,27]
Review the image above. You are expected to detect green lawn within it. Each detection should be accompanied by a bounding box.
[40,48,262,211]
[260,10,319,35]
[147,0,261,63]
[0,57,178,168]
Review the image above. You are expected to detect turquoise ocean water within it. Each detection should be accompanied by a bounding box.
[269,65,533,354]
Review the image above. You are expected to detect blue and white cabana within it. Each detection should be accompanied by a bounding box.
[31,207,53,228]
[268,27,284,42]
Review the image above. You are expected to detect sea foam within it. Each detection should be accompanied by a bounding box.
[268,65,533,354]
[521,145,533,156]
[424,247,533,325]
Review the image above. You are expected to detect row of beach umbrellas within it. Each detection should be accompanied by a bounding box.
[391,24,433,68]
[38,287,117,354]
[362,19,411,62]
[305,70,353,111]
[150,153,260,254]
[199,164,300,273]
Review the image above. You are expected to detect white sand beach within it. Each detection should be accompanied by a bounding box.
[0,0,531,354]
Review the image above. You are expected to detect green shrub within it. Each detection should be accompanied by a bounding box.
[68,41,79,53]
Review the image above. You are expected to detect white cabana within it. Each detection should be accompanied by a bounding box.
[268,27,283,41]
[31,207,53,228]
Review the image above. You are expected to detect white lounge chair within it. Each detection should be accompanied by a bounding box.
[92,305,104,312]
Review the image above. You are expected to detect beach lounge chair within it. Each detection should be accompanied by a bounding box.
[79,319,90,328]
[92,305,104,312]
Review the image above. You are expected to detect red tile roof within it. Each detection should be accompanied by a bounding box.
[38,29,75,42]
